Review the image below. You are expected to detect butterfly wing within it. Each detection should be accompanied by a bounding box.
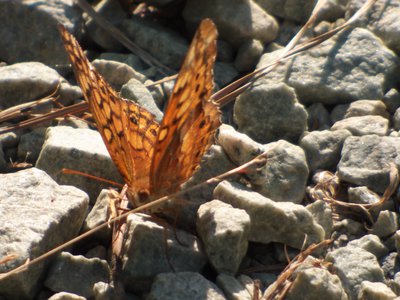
[150,19,221,196]
[59,25,159,202]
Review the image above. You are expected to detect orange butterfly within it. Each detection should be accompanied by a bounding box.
[59,19,221,208]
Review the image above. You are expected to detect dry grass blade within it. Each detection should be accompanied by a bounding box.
[76,0,173,75]
[0,151,268,280]
[309,163,399,223]
[0,102,88,135]
[262,239,333,300]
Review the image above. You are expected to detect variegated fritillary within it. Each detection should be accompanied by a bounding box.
[59,19,221,208]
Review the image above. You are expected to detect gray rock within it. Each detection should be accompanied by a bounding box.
[357,281,397,300]
[0,146,6,172]
[197,200,250,274]
[92,281,117,300]
[48,292,86,300]
[179,145,237,230]
[120,78,163,122]
[218,125,308,203]
[18,127,47,163]
[346,0,400,54]
[274,20,301,46]
[331,116,389,136]
[307,103,332,131]
[347,235,389,259]
[0,0,83,65]
[81,189,115,244]
[300,129,351,172]
[214,181,324,249]
[316,0,347,22]
[259,28,399,105]
[85,245,107,260]
[98,52,146,73]
[392,272,400,295]
[380,252,398,280]
[325,246,385,299]
[332,219,366,244]
[36,126,123,203]
[254,0,315,23]
[217,40,235,63]
[383,89,400,114]
[394,230,400,256]
[214,62,239,87]
[337,135,400,193]
[285,267,348,300]
[257,140,309,203]
[371,211,399,238]
[332,100,390,122]
[394,107,400,131]
[234,82,308,144]
[234,39,264,72]
[0,130,20,149]
[183,0,278,47]
[121,16,189,70]
[216,274,255,300]
[85,0,127,52]
[147,272,226,300]
[0,62,79,109]
[121,214,207,292]
[347,186,395,219]
[306,200,333,239]
[0,168,89,299]
[92,59,147,91]
[44,252,110,298]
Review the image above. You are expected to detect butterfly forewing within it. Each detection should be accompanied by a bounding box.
[150,19,221,196]
[59,25,159,198]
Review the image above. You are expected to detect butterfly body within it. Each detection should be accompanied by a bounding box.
[59,19,220,209]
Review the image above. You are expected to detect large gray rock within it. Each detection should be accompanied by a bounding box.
[183,0,278,47]
[234,82,308,144]
[0,168,89,299]
[337,135,400,193]
[346,0,400,53]
[214,181,324,249]
[197,200,250,274]
[258,28,399,105]
[331,116,389,136]
[300,129,351,172]
[44,252,110,299]
[0,0,83,65]
[121,16,189,70]
[0,62,81,109]
[36,126,123,203]
[121,214,207,293]
[218,125,309,204]
[326,246,385,299]
[285,267,348,300]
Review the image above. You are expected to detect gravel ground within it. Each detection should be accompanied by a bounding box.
[1,0,400,299]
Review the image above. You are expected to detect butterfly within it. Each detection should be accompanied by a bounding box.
[59,19,221,209]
